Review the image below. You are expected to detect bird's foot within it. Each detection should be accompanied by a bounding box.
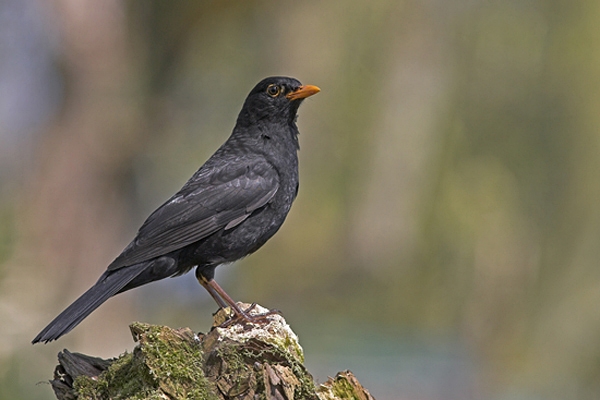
[218,303,282,328]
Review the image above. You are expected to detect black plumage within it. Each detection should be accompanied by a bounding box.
[32,76,320,344]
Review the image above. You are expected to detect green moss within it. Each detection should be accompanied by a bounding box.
[72,351,156,400]
[131,323,217,400]
[263,328,305,364]
[316,371,373,400]
[331,377,361,400]
[72,323,217,400]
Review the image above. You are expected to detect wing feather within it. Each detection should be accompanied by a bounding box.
[108,159,279,270]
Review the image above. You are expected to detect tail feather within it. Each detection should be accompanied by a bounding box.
[32,263,148,344]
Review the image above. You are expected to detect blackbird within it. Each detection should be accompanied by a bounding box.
[32,76,320,344]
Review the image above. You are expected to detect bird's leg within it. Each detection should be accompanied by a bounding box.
[208,278,283,328]
[195,268,280,326]
[196,274,228,309]
[204,278,253,320]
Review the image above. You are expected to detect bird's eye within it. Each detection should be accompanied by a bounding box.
[266,84,281,97]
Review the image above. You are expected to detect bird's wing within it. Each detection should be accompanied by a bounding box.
[108,159,279,270]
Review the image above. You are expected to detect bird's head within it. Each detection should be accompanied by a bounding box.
[237,76,320,127]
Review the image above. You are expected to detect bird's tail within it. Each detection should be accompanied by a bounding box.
[32,263,148,344]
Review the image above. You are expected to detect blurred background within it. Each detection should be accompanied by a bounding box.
[1,0,599,399]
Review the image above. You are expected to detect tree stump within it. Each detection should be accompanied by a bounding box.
[48,304,375,400]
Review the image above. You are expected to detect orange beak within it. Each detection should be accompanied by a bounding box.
[286,84,321,100]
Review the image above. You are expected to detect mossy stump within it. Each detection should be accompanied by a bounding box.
[49,303,375,400]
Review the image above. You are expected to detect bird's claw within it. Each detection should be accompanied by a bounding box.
[218,303,282,328]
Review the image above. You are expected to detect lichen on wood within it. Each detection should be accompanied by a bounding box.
[316,370,376,400]
[48,303,374,400]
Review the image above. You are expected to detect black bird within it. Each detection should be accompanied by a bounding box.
[32,76,320,344]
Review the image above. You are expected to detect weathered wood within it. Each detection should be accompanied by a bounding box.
[48,304,375,400]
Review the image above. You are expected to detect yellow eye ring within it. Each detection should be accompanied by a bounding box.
[266,84,281,97]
